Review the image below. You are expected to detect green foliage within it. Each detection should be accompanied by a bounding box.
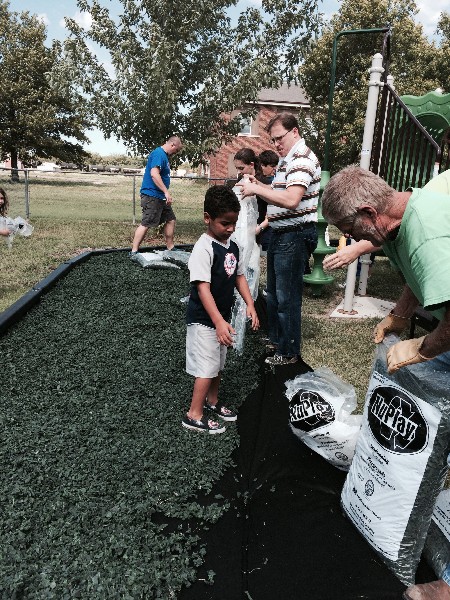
[0,253,262,598]
[0,1,91,173]
[61,0,320,163]
[298,0,443,173]
[434,12,450,92]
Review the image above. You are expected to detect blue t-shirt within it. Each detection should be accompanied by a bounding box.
[140,147,170,200]
[186,234,244,328]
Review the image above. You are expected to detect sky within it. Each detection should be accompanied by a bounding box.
[8,0,447,156]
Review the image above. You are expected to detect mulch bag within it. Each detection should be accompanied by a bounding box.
[160,249,190,268]
[423,488,450,579]
[1,216,34,248]
[134,251,182,269]
[285,367,362,471]
[341,335,450,585]
[230,192,260,354]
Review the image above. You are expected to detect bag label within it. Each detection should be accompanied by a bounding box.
[289,388,361,470]
[368,386,429,453]
[290,390,335,433]
[342,369,441,560]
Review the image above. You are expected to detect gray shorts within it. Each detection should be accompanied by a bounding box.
[140,194,176,227]
[186,324,227,378]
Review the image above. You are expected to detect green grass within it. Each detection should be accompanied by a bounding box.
[301,256,408,405]
[0,169,415,406]
[0,172,207,311]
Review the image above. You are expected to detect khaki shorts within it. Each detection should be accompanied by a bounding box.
[140,194,176,227]
[186,324,227,379]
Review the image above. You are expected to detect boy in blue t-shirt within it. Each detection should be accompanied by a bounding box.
[183,186,259,434]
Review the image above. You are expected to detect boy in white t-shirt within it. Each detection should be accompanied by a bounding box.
[183,186,259,434]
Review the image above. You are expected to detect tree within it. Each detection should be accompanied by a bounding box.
[434,12,450,92]
[0,1,91,179]
[298,0,442,173]
[61,0,321,163]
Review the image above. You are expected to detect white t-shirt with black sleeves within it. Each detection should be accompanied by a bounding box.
[186,233,244,329]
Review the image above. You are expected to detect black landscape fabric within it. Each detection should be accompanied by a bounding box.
[180,356,435,600]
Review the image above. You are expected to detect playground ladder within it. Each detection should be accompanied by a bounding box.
[370,84,441,190]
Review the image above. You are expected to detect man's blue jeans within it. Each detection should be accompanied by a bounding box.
[266,228,305,357]
[303,224,318,275]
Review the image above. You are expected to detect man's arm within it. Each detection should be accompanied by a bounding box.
[389,285,421,319]
[417,305,450,358]
[386,306,450,373]
[150,166,173,204]
[374,285,419,343]
[235,274,259,330]
[239,179,305,210]
[196,281,235,346]
[323,240,380,270]
[381,286,450,373]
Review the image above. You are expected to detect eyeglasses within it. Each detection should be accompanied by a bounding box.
[336,212,359,239]
[270,129,293,145]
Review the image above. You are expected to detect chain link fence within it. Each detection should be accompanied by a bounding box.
[0,167,229,224]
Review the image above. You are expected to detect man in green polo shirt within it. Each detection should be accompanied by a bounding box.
[322,166,450,600]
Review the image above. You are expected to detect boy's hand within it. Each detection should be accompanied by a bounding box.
[246,306,259,330]
[216,320,235,346]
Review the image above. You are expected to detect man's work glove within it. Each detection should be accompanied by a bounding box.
[374,311,410,343]
[386,336,432,374]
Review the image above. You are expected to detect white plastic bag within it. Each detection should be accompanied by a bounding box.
[14,216,33,237]
[134,252,180,269]
[285,367,362,471]
[341,335,450,585]
[230,191,260,354]
[423,488,450,579]
[160,249,190,267]
[0,216,34,248]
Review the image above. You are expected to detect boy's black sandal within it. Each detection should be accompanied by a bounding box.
[182,414,226,434]
[204,400,237,422]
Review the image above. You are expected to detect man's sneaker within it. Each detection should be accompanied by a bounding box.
[204,400,237,422]
[182,414,226,434]
[129,251,140,263]
[265,354,298,366]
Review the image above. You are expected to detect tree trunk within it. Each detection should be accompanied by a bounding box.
[10,149,20,182]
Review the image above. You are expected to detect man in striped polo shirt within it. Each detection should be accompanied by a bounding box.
[239,112,321,366]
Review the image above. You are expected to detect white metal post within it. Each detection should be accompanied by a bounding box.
[357,72,394,296]
[342,53,384,312]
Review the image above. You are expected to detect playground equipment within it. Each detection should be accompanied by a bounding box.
[402,90,450,147]
[312,27,449,313]
[345,87,449,311]
[305,27,390,296]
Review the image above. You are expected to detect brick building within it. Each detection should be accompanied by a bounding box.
[207,83,309,181]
